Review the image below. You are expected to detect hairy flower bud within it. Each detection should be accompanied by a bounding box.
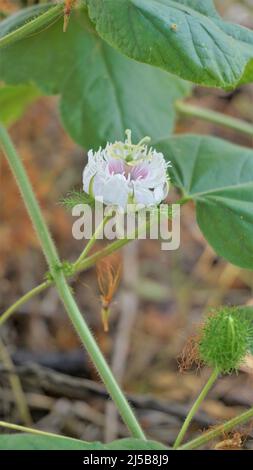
[199,307,253,374]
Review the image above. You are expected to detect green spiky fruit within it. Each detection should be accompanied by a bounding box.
[199,307,253,374]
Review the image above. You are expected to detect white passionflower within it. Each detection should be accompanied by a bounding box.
[83,130,170,210]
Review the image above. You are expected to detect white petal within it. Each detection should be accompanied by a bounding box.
[140,153,169,189]
[92,173,106,196]
[100,175,130,209]
[133,182,155,206]
[154,181,169,204]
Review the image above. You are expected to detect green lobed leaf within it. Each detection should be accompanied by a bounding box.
[156,134,253,269]
[0,83,40,126]
[0,5,191,148]
[0,434,167,450]
[87,0,253,89]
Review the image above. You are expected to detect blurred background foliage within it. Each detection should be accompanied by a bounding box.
[1,0,253,449]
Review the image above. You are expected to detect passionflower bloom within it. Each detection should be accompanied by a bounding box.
[83,130,170,210]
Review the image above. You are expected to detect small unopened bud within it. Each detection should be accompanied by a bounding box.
[198,307,253,374]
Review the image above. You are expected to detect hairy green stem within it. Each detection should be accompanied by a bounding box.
[176,101,253,138]
[0,281,51,327]
[54,273,145,439]
[0,124,145,440]
[77,236,138,272]
[173,368,219,449]
[0,209,164,326]
[0,237,138,328]
[0,3,64,50]
[0,204,181,326]
[179,406,253,450]
[0,128,60,270]
[74,215,111,268]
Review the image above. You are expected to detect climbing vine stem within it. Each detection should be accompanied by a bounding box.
[0,204,178,326]
[173,368,220,449]
[73,214,112,268]
[178,405,253,450]
[0,124,146,441]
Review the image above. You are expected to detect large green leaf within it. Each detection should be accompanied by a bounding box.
[0,434,103,451]
[156,135,253,269]
[0,84,40,126]
[87,0,253,89]
[0,434,167,450]
[0,5,191,148]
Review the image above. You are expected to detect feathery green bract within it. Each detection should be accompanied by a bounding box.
[60,190,95,211]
